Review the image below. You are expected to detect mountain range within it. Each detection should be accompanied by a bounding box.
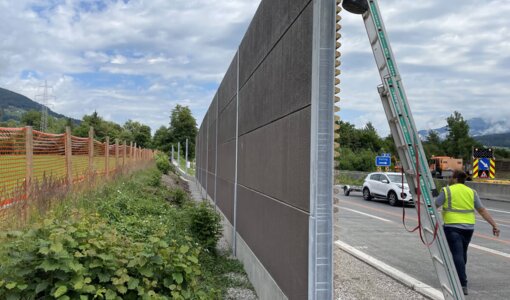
[0,87,80,124]
[418,118,510,147]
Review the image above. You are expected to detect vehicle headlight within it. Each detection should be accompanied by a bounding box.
[396,184,403,189]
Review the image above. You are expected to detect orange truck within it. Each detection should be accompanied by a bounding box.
[429,156,463,178]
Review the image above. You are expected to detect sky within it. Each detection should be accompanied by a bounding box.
[0,0,509,136]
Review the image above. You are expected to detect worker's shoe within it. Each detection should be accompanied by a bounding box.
[462,286,468,295]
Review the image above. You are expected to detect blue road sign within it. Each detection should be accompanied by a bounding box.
[479,158,490,171]
[376,156,391,167]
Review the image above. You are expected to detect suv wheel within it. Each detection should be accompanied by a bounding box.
[388,191,399,206]
[363,188,372,201]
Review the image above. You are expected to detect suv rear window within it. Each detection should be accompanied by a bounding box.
[369,174,381,181]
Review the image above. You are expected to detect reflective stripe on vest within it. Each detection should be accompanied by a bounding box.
[442,184,475,224]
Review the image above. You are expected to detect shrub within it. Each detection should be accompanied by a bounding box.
[147,169,162,187]
[188,202,222,252]
[0,213,214,299]
[155,153,172,174]
[169,188,189,207]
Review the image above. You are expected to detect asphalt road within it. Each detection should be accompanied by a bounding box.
[334,185,510,299]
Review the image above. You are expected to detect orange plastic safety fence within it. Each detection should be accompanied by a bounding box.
[33,130,66,185]
[71,136,89,183]
[0,128,26,206]
[1,127,153,208]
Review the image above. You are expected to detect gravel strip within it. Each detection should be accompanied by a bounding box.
[335,247,428,300]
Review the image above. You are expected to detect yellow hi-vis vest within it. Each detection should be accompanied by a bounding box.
[442,184,475,225]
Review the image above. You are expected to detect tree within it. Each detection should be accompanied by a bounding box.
[122,120,152,148]
[443,111,480,162]
[20,110,41,129]
[152,126,172,153]
[423,130,444,159]
[169,105,198,157]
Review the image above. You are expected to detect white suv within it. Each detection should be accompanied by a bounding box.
[362,172,413,206]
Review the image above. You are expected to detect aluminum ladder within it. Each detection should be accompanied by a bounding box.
[342,0,465,299]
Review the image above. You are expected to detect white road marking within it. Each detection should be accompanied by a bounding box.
[339,206,394,223]
[486,208,510,214]
[469,244,510,259]
[335,240,444,300]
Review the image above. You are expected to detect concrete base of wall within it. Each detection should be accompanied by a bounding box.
[197,180,287,300]
[235,232,288,300]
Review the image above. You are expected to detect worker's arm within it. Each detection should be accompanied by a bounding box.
[476,207,500,237]
[435,188,445,208]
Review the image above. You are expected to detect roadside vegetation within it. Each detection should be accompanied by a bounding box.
[0,153,252,299]
[336,111,510,174]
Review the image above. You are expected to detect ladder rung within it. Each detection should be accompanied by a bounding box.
[432,255,444,266]
[441,284,454,296]
[370,35,378,46]
[378,62,387,71]
[404,170,416,176]
[423,227,434,235]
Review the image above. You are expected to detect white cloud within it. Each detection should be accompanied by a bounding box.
[0,0,260,130]
[339,0,510,135]
[0,0,508,138]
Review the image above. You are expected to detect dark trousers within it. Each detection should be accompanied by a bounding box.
[443,226,474,287]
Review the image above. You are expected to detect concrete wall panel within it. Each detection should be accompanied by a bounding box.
[218,99,237,144]
[238,4,313,136]
[217,140,236,182]
[216,177,235,223]
[218,54,238,113]
[238,0,311,87]
[238,107,311,212]
[207,172,216,200]
[236,185,308,300]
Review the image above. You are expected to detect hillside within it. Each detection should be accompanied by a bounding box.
[475,132,510,148]
[0,87,79,123]
[419,117,510,140]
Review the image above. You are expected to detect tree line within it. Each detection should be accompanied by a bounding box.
[1,105,198,157]
[336,111,510,172]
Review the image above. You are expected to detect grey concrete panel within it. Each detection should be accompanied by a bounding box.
[218,99,237,144]
[207,148,216,174]
[238,5,313,136]
[218,53,238,113]
[216,176,234,223]
[236,185,309,300]
[217,139,236,182]
[238,0,311,87]
[208,94,218,123]
[238,107,311,212]
[207,171,216,200]
[208,119,217,152]
[207,121,216,173]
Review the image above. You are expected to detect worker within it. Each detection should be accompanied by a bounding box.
[435,170,500,295]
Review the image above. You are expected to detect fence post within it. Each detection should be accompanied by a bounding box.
[25,126,33,197]
[123,141,127,169]
[88,127,94,181]
[65,127,73,186]
[134,143,137,162]
[105,137,110,178]
[130,141,133,164]
[115,139,119,172]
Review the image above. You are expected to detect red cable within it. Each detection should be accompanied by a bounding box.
[402,145,439,247]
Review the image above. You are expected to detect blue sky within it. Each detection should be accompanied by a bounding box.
[0,0,509,136]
